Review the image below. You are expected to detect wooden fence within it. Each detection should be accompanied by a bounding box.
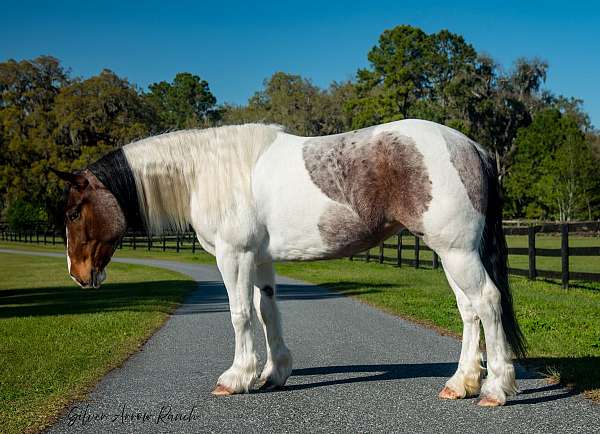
[351,222,600,288]
[502,221,600,288]
[0,225,202,254]
[1,221,599,288]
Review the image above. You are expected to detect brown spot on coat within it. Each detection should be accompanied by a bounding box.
[442,130,487,214]
[303,130,432,256]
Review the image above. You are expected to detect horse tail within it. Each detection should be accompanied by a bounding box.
[478,154,527,360]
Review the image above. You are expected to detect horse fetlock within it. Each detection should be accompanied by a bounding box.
[444,367,482,399]
[216,358,259,395]
[259,348,293,390]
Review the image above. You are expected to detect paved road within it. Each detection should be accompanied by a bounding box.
[2,249,599,433]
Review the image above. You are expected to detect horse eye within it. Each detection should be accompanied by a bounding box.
[68,210,80,222]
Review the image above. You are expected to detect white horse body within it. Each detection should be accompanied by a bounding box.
[253,119,483,262]
[109,119,523,405]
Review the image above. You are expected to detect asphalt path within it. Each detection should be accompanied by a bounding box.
[2,249,599,433]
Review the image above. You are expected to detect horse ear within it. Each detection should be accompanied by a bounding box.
[50,168,89,191]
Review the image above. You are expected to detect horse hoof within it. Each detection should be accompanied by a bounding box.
[211,384,235,396]
[438,386,462,400]
[257,378,280,392]
[477,397,503,407]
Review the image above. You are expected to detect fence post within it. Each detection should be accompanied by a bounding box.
[132,232,136,250]
[396,231,402,267]
[528,225,537,280]
[379,242,384,264]
[432,251,439,270]
[162,235,166,252]
[176,233,180,253]
[561,224,569,289]
[192,236,196,254]
[52,231,56,245]
[366,247,370,262]
[147,234,152,251]
[414,236,420,269]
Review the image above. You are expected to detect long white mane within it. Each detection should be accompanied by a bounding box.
[122,124,281,234]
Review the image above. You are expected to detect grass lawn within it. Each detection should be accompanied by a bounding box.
[0,253,196,434]
[1,239,599,402]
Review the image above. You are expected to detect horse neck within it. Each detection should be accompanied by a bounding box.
[122,132,199,234]
[120,125,280,234]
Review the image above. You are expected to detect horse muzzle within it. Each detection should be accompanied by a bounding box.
[70,268,106,289]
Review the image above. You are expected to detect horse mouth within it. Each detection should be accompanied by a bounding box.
[70,268,106,289]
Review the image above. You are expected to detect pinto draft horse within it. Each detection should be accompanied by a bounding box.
[53,119,526,407]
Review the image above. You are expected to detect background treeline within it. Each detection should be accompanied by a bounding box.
[1,25,599,228]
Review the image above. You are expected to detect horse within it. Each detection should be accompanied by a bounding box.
[52,119,526,407]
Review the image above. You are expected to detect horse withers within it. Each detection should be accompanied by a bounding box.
[53,119,525,407]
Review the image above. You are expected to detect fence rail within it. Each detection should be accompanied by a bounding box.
[1,220,599,288]
[351,223,599,288]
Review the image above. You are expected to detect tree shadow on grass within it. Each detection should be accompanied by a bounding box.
[0,280,197,318]
[0,280,383,318]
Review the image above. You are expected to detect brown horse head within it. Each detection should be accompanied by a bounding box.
[52,168,127,288]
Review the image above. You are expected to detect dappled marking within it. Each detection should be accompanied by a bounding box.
[303,130,432,256]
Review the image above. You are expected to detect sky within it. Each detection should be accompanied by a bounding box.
[2,0,599,127]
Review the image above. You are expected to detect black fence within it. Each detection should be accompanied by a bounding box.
[0,223,202,254]
[2,221,599,288]
[351,222,600,289]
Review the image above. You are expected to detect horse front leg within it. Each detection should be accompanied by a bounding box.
[253,262,292,390]
[212,241,259,395]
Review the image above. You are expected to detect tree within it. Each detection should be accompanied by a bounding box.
[146,72,218,130]
[221,72,354,135]
[504,109,600,220]
[0,56,69,218]
[346,26,480,129]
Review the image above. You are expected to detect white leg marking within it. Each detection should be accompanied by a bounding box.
[253,262,292,389]
[441,249,517,406]
[442,268,483,398]
[214,239,259,394]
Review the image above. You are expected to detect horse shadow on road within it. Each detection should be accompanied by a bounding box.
[279,362,580,405]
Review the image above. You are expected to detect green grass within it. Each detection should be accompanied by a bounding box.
[0,253,196,434]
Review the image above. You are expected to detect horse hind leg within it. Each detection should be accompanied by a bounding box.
[440,249,518,406]
[439,269,484,399]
